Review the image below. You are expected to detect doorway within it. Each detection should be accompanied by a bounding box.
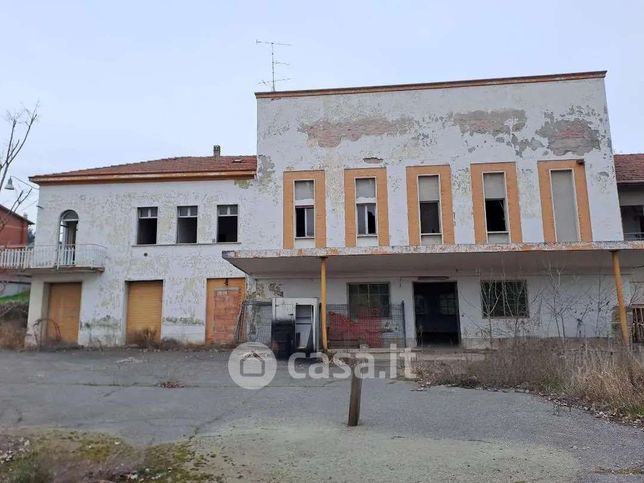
[47,282,82,344]
[206,278,246,346]
[413,282,460,346]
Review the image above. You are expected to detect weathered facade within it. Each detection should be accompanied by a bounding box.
[9,71,644,348]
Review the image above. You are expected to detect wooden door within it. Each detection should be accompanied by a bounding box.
[47,283,82,344]
[126,281,163,344]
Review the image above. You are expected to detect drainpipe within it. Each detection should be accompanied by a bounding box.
[610,250,630,347]
[320,256,328,351]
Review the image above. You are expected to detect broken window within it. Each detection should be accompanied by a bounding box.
[176,206,198,243]
[137,207,158,245]
[348,283,390,318]
[418,175,441,243]
[217,205,238,243]
[483,172,508,242]
[294,180,315,238]
[356,178,377,236]
[550,169,579,242]
[481,280,528,318]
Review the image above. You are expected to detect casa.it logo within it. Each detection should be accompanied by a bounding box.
[227,342,277,390]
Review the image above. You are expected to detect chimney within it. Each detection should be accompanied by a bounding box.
[213,145,221,157]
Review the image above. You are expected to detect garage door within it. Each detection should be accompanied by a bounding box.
[206,278,245,345]
[47,283,82,344]
[126,281,163,344]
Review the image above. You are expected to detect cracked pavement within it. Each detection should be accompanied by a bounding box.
[0,349,642,481]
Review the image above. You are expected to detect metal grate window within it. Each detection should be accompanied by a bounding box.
[348,283,390,318]
[481,280,529,318]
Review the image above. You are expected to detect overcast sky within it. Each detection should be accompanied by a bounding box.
[1,0,643,221]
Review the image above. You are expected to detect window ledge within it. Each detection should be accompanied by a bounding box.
[357,234,378,238]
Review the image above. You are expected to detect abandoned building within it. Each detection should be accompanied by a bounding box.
[2,70,644,349]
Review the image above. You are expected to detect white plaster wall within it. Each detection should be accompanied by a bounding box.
[29,178,274,345]
[257,77,622,245]
[27,76,627,346]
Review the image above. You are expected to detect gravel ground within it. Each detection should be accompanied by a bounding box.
[0,349,642,482]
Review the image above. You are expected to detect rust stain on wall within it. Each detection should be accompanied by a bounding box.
[299,116,414,148]
[536,119,600,156]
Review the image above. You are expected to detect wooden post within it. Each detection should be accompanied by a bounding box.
[347,363,362,427]
[610,250,630,347]
[320,256,328,352]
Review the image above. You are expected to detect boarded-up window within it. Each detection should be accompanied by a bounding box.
[551,170,579,242]
[418,175,441,235]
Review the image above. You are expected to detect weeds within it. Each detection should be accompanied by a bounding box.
[129,328,159,349]
[415,340,644,421]
[0,430,213,482]
[0,321,26,350]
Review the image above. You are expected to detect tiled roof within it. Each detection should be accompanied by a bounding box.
[0,204,33,225]
[614,154,644,184]
[31,155,257,184]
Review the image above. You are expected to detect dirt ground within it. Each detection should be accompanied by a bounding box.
[0,349,642,482]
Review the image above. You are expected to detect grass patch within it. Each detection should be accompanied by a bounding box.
[0,429,216,482]
[0,292,29,304]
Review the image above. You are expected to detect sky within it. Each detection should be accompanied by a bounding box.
[1,0,643,223]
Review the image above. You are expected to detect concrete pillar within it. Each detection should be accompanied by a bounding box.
[611,250,630,346]
[320,256,328,351]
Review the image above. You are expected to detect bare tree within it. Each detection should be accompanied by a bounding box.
[0,104,39,232]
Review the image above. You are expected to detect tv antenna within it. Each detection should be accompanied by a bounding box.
[256,40,291,91]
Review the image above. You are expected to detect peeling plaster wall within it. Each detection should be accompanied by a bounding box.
[26,76,626,347]
[28,178,275,345]
[257,78,622,245]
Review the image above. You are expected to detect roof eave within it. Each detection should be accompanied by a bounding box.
[255,70,607,99]
[31,170,257,186]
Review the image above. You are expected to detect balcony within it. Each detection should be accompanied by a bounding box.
[0,244,106,272]
[624,232,644,241]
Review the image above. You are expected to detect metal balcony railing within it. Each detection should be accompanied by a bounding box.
[0,244,106,271]
[624,232,644,241]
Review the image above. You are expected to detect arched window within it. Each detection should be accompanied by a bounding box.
[59,210,78,247]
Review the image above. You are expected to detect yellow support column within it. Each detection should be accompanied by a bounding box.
[320,256,328,352]
[611,250,630,347]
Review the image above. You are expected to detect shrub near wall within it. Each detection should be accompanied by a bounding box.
[0,300,29,349]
